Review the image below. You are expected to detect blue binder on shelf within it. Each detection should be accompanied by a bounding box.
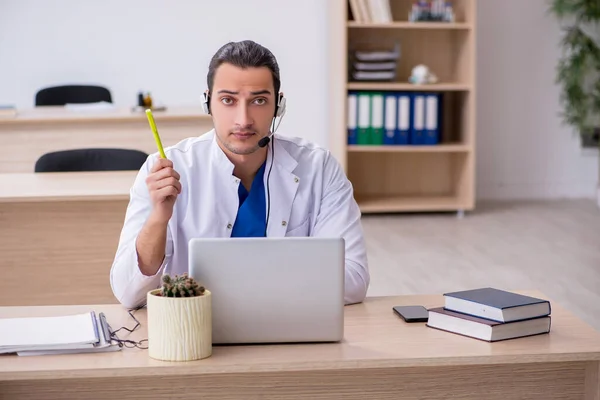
[424,93,442,145]
[410,93,426,145]
[395,92,411,145]
[347,91,358,145]
[383,92,412,145]
[383,93,396,145]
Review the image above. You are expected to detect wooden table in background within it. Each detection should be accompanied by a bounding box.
[0,171,137,306]
[0,293,599,399]
[0,105,213,173]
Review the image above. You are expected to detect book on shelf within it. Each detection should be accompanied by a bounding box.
[352,71,396,81]
[427,307,551,342]
[349,0,392,24]
[354,46,399,62]
[0,311,121,356]
[443,287,552,323]
[354,61,397,71]
[347,90,441,146]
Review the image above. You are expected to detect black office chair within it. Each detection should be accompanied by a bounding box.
[34,148,148,173]
[35,85,113,106]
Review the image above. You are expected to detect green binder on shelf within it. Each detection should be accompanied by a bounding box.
[369,91,384,145]
[357,92,370,145]
[355,91,385,145]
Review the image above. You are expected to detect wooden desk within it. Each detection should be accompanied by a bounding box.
[0,294,599,399]
[0,105,213,173]
[0,171,136,306]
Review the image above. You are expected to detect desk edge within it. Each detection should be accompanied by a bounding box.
[2,351,600,382]
[0,194,130,203]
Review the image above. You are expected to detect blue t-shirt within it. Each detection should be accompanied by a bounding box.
[231,162,267,237]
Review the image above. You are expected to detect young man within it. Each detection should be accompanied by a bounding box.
[110,40,369,309]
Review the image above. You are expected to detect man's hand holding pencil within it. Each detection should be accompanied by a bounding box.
[144,109,181,224]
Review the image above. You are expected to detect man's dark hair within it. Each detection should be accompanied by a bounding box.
[207,40,281,96]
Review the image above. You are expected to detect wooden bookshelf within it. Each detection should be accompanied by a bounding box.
[348,143,470,153]
[347,82,471,91]
[347,21,473,29]
[355,195,465,213]
[333,0,477,214]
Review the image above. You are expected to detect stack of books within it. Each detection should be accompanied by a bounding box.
[0,311,121,356]
[350,43,400,82]
[426,288,552,342]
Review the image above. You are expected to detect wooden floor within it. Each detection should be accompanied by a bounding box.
[362,200,600,331]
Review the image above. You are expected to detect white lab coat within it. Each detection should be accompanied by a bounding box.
[110,129,370,308]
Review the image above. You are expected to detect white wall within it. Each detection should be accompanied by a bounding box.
[0,0,330,147]
[1,0,598,200]
[476,0,599,200]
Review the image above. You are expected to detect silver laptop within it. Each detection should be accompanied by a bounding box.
[188,237,345,344]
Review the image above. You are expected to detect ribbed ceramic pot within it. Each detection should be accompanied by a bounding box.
[147,289,212,361]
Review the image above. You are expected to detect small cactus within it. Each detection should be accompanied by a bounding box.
[160,273,205,297]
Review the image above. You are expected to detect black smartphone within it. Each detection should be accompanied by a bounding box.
[393,305,429,323]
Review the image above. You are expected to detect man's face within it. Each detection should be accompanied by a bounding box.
[210,63,276,156]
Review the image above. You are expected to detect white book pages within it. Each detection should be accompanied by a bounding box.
[0,312,98,353]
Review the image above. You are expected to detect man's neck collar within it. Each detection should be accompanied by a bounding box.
[210,130,298,175]
[212,134,266,178]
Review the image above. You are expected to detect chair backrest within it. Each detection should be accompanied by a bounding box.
[35,85,113,106]
[34,148,148,173]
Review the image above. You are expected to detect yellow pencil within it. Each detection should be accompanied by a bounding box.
[145,109,166,159]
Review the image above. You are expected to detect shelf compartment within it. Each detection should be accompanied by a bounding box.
[347,22,473,30]
[348,144,471,153]
[348,152,473,213]
[348,29,474,85]
[347,82,471,91]
[355,194,466,213]
[346,91,473,147]
[348,0,474,24]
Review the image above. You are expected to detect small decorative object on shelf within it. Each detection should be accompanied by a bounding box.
[409,64,438,85]
[147,273,212,361]
[409,0,455,23]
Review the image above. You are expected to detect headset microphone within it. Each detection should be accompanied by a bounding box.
[258,133,273,148]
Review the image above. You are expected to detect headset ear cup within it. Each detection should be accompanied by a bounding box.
[202,93,211,115]
[276,96,286,117]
